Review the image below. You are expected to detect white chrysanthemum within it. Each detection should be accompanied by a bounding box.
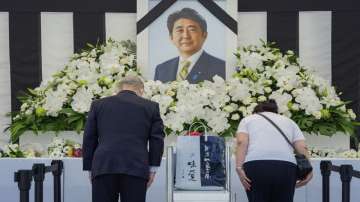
[251,80,265,95]
[273,58,289,69]
[269,90,292,114]
[258,96,267,102]
[4,144,19,154]
[223,105,235,113]
[38,77,55,91]
[231,113,240,120]
[50,148,65,158]
[339,150,358,159]
[201,109,230,134]
[151,94,174,115]
[244,103,258,116]
[310,74,330,93]
[290,103,300,111]
[274,66,300,91]
[99,46,126,76]
[43,89,67,117]
[77,69,99,85]
[57,82,76,96]
[163,111,186,132]
[71,87,94,113]
[262,66,277,79]
[101,85,118,97]
[240,51,264,71]
[88,83,103,95]
[144,80,166,98]
[348,109,357,120]
[292,87,323,115]
[120,54,135,66]
[52,137,65,147]
[20,103,29,112]
[242,97,253,105]
[227,79,251,102]
[320,87,342,108]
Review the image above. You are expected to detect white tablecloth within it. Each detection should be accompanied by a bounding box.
[1,158,360,202]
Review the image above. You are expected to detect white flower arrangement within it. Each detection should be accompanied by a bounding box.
[0,143,39,158]
[6,39,359,141]
[8,39,138,142]
[309,147,360,159]
[233,42,358,136]
[47,137,82,158]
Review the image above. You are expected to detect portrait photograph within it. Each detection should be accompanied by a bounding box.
[137,0,238,83]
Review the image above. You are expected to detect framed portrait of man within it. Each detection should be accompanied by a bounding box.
[137,0,237,83]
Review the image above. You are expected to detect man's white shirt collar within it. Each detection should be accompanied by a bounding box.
[177,49,203,76]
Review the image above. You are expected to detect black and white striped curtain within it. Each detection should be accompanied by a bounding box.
[0,0,359,142]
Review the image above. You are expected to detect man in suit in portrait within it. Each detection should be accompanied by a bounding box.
[82,75,165,202]
[154,7,225,84]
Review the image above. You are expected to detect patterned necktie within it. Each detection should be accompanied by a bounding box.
[177,60,191,81]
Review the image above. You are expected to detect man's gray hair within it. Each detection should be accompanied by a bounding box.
[118,75,144,90]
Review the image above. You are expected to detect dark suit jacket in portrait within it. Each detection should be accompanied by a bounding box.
[82,90,165,180]
[154,51,225,84]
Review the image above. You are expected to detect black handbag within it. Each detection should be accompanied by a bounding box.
[258,113,313,180]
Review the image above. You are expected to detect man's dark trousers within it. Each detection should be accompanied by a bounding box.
[92,173,147,202]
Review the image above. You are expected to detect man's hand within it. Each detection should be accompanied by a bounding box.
[296,171,313,188]
[236,167,251,191]
[147,172,156,188]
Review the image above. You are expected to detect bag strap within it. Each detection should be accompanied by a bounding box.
[257,113,297,152]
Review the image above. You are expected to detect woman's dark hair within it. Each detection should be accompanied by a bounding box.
[167,8,207,35]
[253,99,278,113]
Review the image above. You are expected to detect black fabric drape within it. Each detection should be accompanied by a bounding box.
[332,11,360,142]
[9,12,42,111]
[267,11,299,54]
[73,12,106,53]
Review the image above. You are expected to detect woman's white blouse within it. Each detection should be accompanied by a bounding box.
[237,112,305,164]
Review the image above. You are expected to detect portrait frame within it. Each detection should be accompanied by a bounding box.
[137,0,238,81]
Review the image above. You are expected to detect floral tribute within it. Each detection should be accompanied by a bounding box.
[7,40,358,142]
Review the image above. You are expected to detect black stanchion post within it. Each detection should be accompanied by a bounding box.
[32,164,46,202]
[340,164,353,202]
[14,170,33,202]
[51,160,63,202]
[320,161,332,202]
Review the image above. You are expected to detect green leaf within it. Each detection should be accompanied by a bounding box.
[66,116,81,124]
[10,122,28,142]
[337,120,355,135]
[43,122,60,131]
[60,108,78,116]
[296,118,314,129]
[317,125,337,136]
[86,43,95,48]
[75,119,84,133]
[27,88,38,96]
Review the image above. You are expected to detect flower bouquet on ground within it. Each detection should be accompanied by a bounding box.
[47,137,82,158]
[309,146,360,159]
[0,143,40,158]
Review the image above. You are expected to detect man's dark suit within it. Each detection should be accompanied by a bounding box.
[82,90,165,202]
[154,51,225,84]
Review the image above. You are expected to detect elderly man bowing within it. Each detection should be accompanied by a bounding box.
[82,75,165,202]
